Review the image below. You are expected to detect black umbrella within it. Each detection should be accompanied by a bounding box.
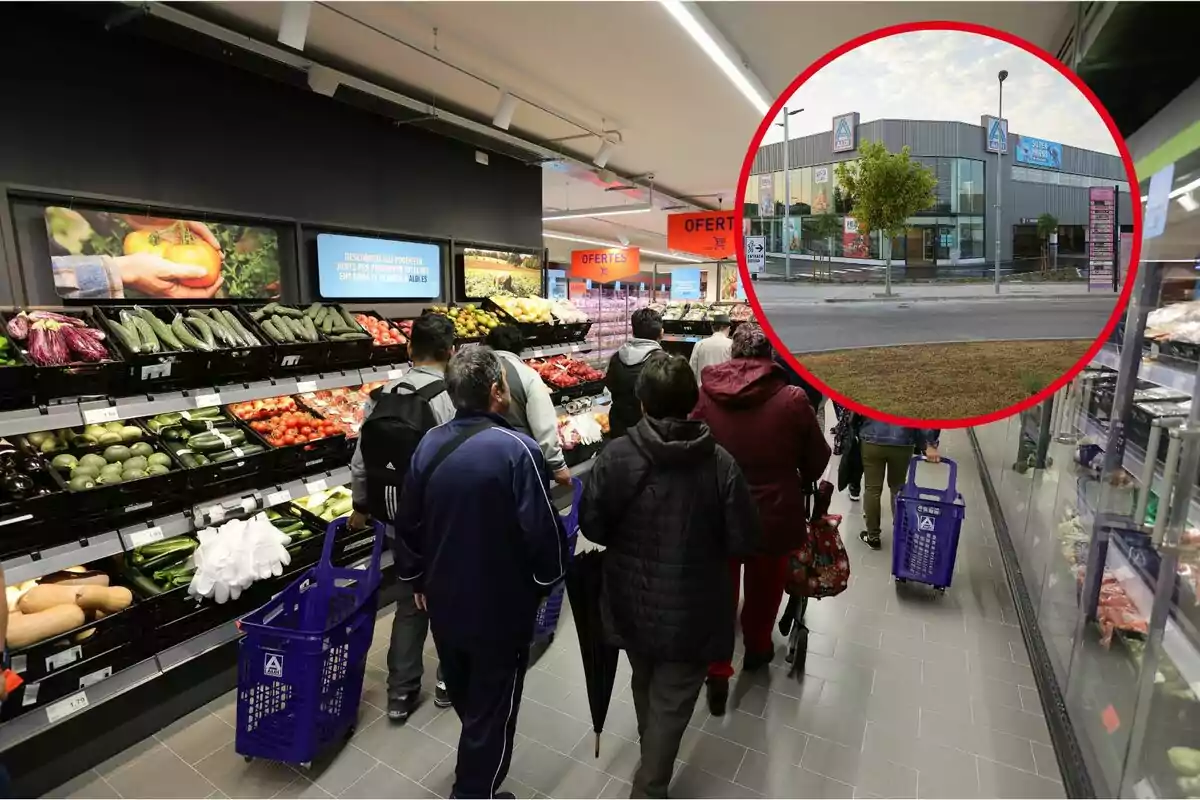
[565,549,620,757]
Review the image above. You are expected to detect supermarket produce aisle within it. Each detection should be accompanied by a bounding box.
[48,428,1067,799]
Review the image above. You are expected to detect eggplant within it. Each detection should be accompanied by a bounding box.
[13,454,46,473]
[1,473,35,499]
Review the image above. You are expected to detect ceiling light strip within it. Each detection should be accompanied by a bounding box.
[542,204,653,221]
[658,0,771,116]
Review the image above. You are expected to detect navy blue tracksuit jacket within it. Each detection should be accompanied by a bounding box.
[394,412,568,652]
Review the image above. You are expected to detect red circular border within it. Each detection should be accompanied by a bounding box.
[734,20,1141,430]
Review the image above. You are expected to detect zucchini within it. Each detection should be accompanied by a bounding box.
[138,307,183,351]
[189,428,247,452]
[209,444,265,462]
[172,315,211,351]
[125,567,164,597]
[174,447,201,468]
[131,536,197,565]
[185,311,217,349]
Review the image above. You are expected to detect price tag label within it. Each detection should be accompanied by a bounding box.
[194,393,222,409]
[266,490,292,507]
[46,646,82,672]
[79,666,112,689]
[45,691,89,723]
[128,526,164,548]
[296,380,318,394]
[83,406,120,425]
[570,345,581,352]
[306,479,328,494]
[208,506,226,524]
[387,369,405,380]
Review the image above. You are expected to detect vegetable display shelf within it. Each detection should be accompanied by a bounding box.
[0,309,127,403]
[96,306,213,392]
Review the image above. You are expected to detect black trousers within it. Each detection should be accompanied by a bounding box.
[439,643,529,799]
[626,651,708,799]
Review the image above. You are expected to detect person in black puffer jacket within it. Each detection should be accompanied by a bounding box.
[582,351,760,799]
[605,308,664,439]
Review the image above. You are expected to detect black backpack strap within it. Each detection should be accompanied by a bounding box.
[423,420,494,483]
[414,379,446,400]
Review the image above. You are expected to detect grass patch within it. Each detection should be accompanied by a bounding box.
[798,339,1090,420]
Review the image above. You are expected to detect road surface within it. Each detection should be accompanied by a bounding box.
[760,297,1119,352]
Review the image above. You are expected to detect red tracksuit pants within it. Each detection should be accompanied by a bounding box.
[709,554,789,679]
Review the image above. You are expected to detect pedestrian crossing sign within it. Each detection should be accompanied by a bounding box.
[984,115,1008,154]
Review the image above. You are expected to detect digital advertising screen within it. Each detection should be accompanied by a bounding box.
[461,248,543,299]
[316,233,441,299]
[44,206,283,300]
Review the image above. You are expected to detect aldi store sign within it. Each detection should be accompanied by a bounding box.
[832,112,859,153]
[982,115,1008,154]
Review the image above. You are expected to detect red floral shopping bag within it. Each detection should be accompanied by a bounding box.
[785,478,850,599]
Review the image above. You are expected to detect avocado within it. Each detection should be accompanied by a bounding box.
[130,442,154,458]
[50,453,78,471]
[103,445,132,463]
[68,475,96,491]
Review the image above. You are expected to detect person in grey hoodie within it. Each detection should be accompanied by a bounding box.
[606,308,664,439]
[349,312,456,721]
[485,324,572,487]
[858,420,940,551]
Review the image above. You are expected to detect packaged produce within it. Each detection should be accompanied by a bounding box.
[353,313,408,347]
[525,355,604,390]
[188,513,292,604]
[556,413,605,451]
[296,486,355,522]
[427,304,502,338]
[549,299,589,324]
[228,396,299,421]
[301,386,373,436]
[728,303,755,323]
[6,310,113,367]
[147,409,262,468]
[489,296,553,325]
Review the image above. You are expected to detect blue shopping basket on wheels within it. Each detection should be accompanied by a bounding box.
[235,518,385,767]
[534,477,583,644]
[892,456,965,594]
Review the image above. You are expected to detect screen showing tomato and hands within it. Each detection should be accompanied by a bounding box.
[316,233,441,299]
[44,207,283,300]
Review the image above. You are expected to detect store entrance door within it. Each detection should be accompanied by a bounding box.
[906,225,937,278]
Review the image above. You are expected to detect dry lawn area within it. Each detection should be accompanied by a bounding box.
[798,339,1090,420]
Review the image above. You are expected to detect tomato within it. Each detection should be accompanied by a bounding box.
[165,242,222,288]
[123,230,170,259]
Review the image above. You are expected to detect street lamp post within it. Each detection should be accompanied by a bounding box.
[994,69,1008,295]
[776,107,803,280]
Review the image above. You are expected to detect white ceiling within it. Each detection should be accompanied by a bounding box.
[191,1,1078,261]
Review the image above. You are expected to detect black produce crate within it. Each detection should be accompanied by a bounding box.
[0,309,127,402]
[289,505,378,565]
[43,420,190,529]
[251,395,352,480]
[187,306,276,384]
[563,440,603,467]
[244,304,330,375]
[357,311,409,365]
[0,342,37,411]
[0,463,67,559]
[95,306,210,391]
[480,299,555,346]
[547,379,606,407]
[0,596,155,723]
[546,320,592,346]
[157,412,279,495]
[663,318,714,336]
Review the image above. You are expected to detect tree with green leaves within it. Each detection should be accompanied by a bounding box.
[811,211,842,280]
[835,141,938,295]
[1036,213,1058,272]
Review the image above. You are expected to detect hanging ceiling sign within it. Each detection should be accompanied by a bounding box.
[667,210,739,258]
[832,112,859,153]
[982,115,1009,154]
[569,247,641,282]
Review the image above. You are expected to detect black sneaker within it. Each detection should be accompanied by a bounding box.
[387,693,420,722]
[743,649,774,672]
[848,486,861,502]
[706,677,728,717]
[859,530,882,551]
[434,680,452,709]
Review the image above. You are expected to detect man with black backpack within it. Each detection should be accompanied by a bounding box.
[351,312,456,722]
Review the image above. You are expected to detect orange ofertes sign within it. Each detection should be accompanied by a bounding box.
[570,247,640,282]
[667,211,739,258]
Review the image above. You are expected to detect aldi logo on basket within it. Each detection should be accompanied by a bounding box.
[917,514,936,532]
[264,654,284,678]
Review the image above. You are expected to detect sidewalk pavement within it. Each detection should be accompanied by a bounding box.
[748,279,1109,305]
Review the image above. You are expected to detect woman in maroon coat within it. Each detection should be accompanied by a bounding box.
[692,324,831,714]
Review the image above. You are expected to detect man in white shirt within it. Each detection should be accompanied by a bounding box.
[690,314,733,386]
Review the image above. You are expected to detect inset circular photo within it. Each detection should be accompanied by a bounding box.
[736,21,1140,426]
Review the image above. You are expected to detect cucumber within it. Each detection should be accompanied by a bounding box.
[172,315,211,351]
[330,332,371,340]
[304,303,322,320]
[275,305,304,318]
[314,306,328,328]
[137,307,183,350]
[220,309,259,347]
[204,310,240,346]
[271,315,297,343]
[128,315,160,353]
[259,318,284,343]
[288,317,310,342]
[320,314,335,335]
[106,317,141,353]
[259,302,279,317]
[189,428,247,452]
[185,311,217,348]
[250,309,266,321]
[300,316,319,342]
[210,444,265,462]
[339,307,360,331]
[118,310,145,352]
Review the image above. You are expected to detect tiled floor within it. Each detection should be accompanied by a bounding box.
[47,427,1067,799]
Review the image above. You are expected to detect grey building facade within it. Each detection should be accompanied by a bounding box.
[745,117,1133,271]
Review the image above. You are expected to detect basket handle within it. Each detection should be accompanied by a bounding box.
[904,456,958,504]
[317,516,386,585]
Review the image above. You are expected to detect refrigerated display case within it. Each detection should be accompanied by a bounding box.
[970,144,1200,798]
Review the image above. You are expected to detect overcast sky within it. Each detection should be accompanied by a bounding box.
[758,29,1119,156]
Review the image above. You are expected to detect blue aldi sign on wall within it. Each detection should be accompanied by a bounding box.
[832,112,859,153]
[982,115,1008,154]
[1015,136,1064,170]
